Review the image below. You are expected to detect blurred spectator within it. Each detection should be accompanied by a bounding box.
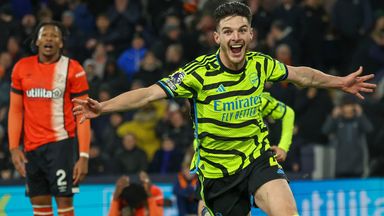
[272,0,302,38]
[0,57,10,108]
[151,15,184,62]
[6,36,26,65]
[117,33,147,81]
[88,138,111,176]
[114,133,148,174]
[0,52,12,80]
[70,0,95,33]
[85,14,117,55]
[193,13,217,57]
[90,43,108,79]
[266,20,300,64]
[249,0,273,42]
[155,103,194,153]
[146,0,183,33]
[149,137,184,174]
[20,14,37,52]
[117,101,167,159]
[163,43,185,75]
[299,0,328,69]
[332,0,373,73]
[0,126,13,180]
[106,0,139,53]
[36,5,54,22]
[350,13,384,77]
[173,163,198,216]
[61,10,87,62]
[295,88,333,146]
[102,59,128,96]
[84,59,102,99]
[47,0,69,21]
[275,43,293,65]
[99,113,124,156]
[322,95,373,178]
[0,4,20,52]
[133,51,163,87]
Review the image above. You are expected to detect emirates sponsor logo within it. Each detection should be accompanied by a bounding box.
[26,88,63,99]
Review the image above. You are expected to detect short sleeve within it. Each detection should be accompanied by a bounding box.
[11,61,23,94]
[157,68,201,99]
[69,60,89,98]
[260,92,286,120]
[265,57,288,82]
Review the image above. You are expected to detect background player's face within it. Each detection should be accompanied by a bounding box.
[214,16,253,67]
[35,25,63,59]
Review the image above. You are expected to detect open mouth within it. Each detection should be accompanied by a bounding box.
[43,44,54,50]
[230,44,243,54]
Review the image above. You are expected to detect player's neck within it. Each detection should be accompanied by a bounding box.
[38,53,61,64]
[218,52,246,72]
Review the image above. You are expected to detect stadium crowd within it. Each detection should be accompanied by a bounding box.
[1,0,384,182]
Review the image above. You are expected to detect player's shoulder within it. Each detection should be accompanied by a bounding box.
[12,55,37,73]
[15,55,37,66]
[67,57,82,69]
[246,51,273,61]
[181,53,216,74]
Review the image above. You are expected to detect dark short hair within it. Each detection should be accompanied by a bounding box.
[29,21,68,53]
[340,94,358,106]
[120,183,148,209]
[213,1,252,28]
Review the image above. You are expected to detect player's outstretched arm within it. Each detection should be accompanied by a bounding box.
[286,66,376,99]
[73,84,167,123]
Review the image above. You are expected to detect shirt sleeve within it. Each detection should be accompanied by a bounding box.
[260,92,286,120]
[156,68,201,99]
[260,92,294,152]
[11,61,23,94]
[69,60,89,98]
[264,56,288,82]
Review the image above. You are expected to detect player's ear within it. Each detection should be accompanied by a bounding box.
[250,27,254,40]
[214,31,220,44]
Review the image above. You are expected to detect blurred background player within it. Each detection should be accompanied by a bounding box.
[8,21,90,216]
[109,172,163,216]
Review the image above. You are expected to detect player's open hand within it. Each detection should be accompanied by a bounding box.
[10,149,28,177]
[270,146,287,162]
[72,98,102,123]
[73,157,88,185]
[114,176,130,200]
[341,66,376,99]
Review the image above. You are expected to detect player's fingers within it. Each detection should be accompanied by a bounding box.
[79,116,86,124]
[352,66,363,77]
[72,98,87,105]
[359,87,374,93]
[72,105,84,112]
[360,82,377,89]
[73,167,79,184]
[355,92,364,100]
[356,73,374,82]
[87,98,98,106]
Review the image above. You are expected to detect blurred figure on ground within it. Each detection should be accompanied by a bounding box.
[108,176,155,216]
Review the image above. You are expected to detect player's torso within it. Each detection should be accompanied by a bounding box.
[192,53,271,178]
[18,56,75,150]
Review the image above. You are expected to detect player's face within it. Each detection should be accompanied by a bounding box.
[214,16,253,69]
[35,25,63,59]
